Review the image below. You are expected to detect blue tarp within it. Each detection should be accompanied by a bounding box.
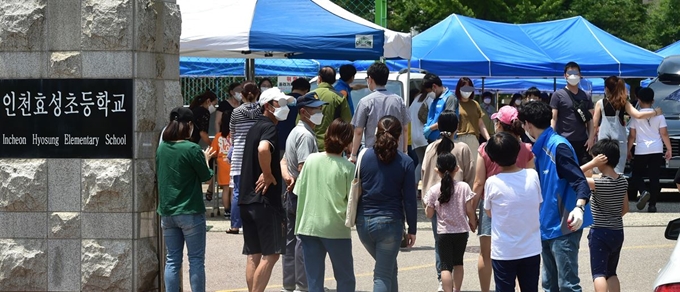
[442,78,598,93]
[180,57,323,76]
[412,14,663,77]
[657,41,680,57]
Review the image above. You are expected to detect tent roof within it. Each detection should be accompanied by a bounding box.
[657,41,680,57]
[413,14,662,78]
[178,0,411,60]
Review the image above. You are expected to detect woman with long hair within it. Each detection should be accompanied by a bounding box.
[356,116,418,292]
[293,119,357,292]
[215,82,242,219]
[189,90,218,200]
[592,76,657,173]
[157,107,215,292]
[471,106,535,292]
[421,110,475,291]
[226,81,262,234]
[410,86,435,185]
[454,77,491,159]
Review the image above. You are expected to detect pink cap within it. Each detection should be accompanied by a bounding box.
[490,105,519,125]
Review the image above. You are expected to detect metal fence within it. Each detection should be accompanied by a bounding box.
[180,1,378,104]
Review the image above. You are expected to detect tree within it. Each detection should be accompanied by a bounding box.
[646,0,680,50]
[387,0,474,33]
[566,0,649,48]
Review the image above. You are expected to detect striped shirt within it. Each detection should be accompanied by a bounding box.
[229,103,261,177]
[591,175,628,230]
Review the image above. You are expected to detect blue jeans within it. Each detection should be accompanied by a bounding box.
[299,235,355,292]
[356,214,402,292]
[161,213,207,292]
[541,229,583,292]
[431,214,441,280]
[230,175,242,228]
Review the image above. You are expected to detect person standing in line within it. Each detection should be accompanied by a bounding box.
[424,152,477,292]
[471,106,534,292]
[239,88,295,292]
[592,76,657,174]
[306,66,352,151]
[227,82,262,234]
[279,92,328,292]
[421,110,475,292]
[423,73,458,143]
[627,87,670,213]
[356,116,417,292]
[509,93,523,108]
[215,82,242,220]
[479,91,496,144]
[524,87,541,103]
[349,62,410,162]
[452,77,491,159]
[215,82,242,137]
[157,107,215,292]
[580,139,629,292]
[259,78,274,92]
[189,90,218,200]
[550,62,595,166]
[410,87,434,187]
[294,119,357,292]
[518,101,593,292]
[483,132,543,292]
[334,64,368,116]
[277,78,311,159]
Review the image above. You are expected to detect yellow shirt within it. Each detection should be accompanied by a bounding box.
[457,99,484,137]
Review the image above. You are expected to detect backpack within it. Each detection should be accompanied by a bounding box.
[564,89,592,124]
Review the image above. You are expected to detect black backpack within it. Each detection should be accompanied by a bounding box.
[564,89,592,123]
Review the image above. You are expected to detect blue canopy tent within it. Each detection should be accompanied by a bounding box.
[180,57,323,77]
[442,78,594,93]
[657,41,680,57]
[412,14,663,78]
[179,0,411,61]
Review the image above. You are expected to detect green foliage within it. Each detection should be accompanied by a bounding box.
[646,0,680,51]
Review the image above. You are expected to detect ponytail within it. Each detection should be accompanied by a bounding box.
[436,153,458,204]
[436,131,455,155]
[374,116,402,163]
[499,119,525,137]
[436,110,459,155]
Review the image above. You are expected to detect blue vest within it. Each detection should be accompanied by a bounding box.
[424,88,457,141]
[334,79,354,116]
[532,127,593,241]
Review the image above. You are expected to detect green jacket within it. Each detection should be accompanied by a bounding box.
[301,82,351,151]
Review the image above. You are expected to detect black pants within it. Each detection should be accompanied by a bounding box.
[632,153,664,206]
[568,139,591,166]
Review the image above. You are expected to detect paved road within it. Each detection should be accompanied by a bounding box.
[179,200,679,292]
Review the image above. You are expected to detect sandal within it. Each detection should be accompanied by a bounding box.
[205,191,213,201]
[225,228,239,234]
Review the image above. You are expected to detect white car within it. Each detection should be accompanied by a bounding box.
[654,218,680,291]
[310,70,427,112]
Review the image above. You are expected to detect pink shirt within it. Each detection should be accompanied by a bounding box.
[478,142,534,198]
[425,181,474,234]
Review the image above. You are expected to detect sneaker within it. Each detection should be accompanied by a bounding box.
[637,191,650,210]
[648,205,657,213]
[224,211,231,220]
[281,289,295,292]
[438,280,444,292]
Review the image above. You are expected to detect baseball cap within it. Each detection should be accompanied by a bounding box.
[297,92,328,108]
[259,87,295,106]
[169,106,193,122]
[491,105,518,125]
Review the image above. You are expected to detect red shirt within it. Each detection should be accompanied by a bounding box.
[478,141,534,198]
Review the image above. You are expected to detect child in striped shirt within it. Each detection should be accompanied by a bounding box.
[580,138,629,292]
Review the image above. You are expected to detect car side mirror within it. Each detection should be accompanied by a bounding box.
[664,218,680,240]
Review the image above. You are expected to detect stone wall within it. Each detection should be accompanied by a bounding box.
[0,0,181,291]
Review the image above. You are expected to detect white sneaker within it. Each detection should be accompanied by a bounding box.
[438,280,444,292]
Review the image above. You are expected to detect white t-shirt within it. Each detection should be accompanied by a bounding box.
[630,108,667,155]
[409,94,432,148]
[484,169,543,261]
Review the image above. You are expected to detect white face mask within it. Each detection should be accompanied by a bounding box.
[566,75,580,86]
[272,105,290,121]
[426,92,436,100]
[483,98,491,104]
[525,130,536,142]
[309,112,324,125]
[514,99,522,105]
[461,91,473,99]
[260,86,271,92]
[208,104,216,114]
[234,92,242,101]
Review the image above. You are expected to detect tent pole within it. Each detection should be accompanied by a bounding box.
[553,78,557,91]
[246,59,255,80]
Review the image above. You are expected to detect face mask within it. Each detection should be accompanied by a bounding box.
[483,98,491,104]
[260,86,271,92]
[309,112,323,125]
[234,92,242,101]
[461,91,472,99]
[514,99,522,106]
[426,92,436,100]
[208,104,216,114]
[566,75,580,86]
[272,105,290,121]
[525,130,536,142]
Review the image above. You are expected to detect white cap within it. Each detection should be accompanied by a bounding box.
[259,87,295,106]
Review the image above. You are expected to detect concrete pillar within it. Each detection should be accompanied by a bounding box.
[0,0,181,291]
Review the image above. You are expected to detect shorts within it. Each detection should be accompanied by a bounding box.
[241,203,286,255]
[477,199,491,236]
[588,228,624,280]
[437,232,468,271]
[674,168,680,185]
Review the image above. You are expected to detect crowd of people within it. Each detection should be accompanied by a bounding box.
[155,60,670,292]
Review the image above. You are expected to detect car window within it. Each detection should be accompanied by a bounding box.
[656,88,680,115]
